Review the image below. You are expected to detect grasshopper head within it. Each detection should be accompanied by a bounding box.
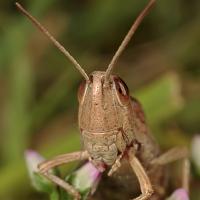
[78,71,131,133]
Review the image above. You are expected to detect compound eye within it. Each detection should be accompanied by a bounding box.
[114,76,129,105]
[78,80,86,102]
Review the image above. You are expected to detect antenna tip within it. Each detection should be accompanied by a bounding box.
[15,2,22,9]
[15,2,20,6]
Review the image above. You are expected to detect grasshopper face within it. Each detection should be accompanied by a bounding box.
[78,71,130,132]
[78,71,135,170]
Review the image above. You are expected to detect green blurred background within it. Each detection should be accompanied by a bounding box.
[0,0,199,199]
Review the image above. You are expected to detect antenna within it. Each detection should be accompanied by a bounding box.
[105,0,156,82]
[15,2,89,82]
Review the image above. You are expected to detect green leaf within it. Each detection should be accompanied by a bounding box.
[135,73,184,126]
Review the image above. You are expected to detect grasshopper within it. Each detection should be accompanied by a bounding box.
[16,0,190,199]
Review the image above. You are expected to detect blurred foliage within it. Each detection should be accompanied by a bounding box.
[0,0,199,200]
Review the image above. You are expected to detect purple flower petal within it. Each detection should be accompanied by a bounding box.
[73,162,102,193]
[25,150,45,176]
[167,188,189,200]
[191,135,200,172]
[25,150,58,193]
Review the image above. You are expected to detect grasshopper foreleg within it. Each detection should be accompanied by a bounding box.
[38,151,89,200]
[128,147,154,200]
[107,153,123,176]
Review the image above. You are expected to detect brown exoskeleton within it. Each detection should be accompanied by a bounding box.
[16,0,190,199]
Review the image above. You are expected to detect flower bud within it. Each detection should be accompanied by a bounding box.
[63,162,102,199]
[24,150,57,194]
[72,162,102,194]
[166,188,189,200]
[191,134,200,174]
